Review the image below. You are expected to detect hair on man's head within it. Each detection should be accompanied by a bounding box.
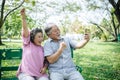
[44,23,57,36]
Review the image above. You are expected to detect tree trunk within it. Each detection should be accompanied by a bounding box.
[109,0,120,24]
[0,0,24,45]
[0,21,4,45]
[0,35,3,45]
[114,9,120,24]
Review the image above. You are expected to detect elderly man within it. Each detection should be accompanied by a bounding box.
[44,23,90,80]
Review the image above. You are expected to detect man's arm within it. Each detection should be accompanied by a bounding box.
[75,34,90,49]
[46,42,66,64]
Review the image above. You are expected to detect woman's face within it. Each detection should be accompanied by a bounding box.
[34,32,43,46]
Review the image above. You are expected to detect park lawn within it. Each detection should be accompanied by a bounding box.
[0,41,120,80]
[73,41,120,80]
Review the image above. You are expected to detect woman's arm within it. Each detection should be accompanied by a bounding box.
[40,58,49,74]
[20,8,29,37]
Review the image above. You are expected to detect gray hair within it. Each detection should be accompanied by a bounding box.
[44,23,57,36]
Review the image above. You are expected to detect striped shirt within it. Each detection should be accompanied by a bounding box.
[44,36,78,73]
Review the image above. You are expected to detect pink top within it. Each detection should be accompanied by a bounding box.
[17,32,47,78]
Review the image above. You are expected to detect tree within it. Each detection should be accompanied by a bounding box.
[70,17,84,34]
[3,10,22,39]
[109,0,120,24]
[3,10,36,39]
[85,0,120,41]
[0,0,24,45]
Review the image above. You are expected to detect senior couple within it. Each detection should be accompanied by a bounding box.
[17,8,90,80]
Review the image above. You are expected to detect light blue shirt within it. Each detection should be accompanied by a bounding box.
[44,36,78,73]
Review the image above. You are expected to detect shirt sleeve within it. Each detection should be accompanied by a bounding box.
[68,37,77,49]
[43,41,54,57]
[21,30,30,45]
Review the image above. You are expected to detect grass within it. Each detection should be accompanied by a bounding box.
[0,41,120,80]
[73,41,120,80]
[0,42,22,49]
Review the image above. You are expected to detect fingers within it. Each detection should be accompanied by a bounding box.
[84,34,90,41]
[60,42,66,47]
[20,8,25,15]
[59,42,66,50]
[21,8,25,12]
[40,68,46,74]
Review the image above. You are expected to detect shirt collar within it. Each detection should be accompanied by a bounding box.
[48,36,64,42]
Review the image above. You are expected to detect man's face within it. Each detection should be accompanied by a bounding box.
[49,25,60,41]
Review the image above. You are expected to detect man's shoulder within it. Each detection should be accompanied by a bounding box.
[62,36,70,41]
[44,39,51,45]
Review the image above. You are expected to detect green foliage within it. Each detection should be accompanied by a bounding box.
[31,1,36,6]
[2,9,36,39]
[24,0,30,3]
[3,10,21,39]
[85,0,120,41]
[63,2,81,12]
[71,17,84,34]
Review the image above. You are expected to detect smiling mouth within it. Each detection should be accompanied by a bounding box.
[57,34,60,37]
[38,41,41,43]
